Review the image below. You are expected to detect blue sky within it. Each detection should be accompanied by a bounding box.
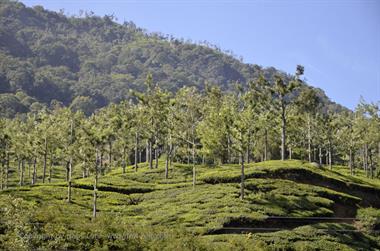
[22,0,380,110]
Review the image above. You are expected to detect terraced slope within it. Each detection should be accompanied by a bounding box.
[0,160,379,250]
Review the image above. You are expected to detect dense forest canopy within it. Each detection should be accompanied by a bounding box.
[0,0,347,118]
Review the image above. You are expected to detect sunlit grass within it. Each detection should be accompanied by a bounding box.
[1,159,380,249]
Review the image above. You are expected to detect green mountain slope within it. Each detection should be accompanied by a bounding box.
[0,0,347,117]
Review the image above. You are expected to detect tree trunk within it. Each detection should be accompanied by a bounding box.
[240,150,245,200]
[227,135,231,164]
[369,150,374,179]
[264,128,268,161]
[28,160,31,179]
[362,146,365,171]
[0,159,3,190]
[108,141,112,171]
[149,140,153,169]
[192,141,196,188]
[289,147,292,160]
[49,153,53,183]
[352,151,355,175]
[93,150,99,219]
[169,149,173,170]
[67,158,72,203]
[67,118,73,201]
[247,130,252,164]
[20,159,24,186]
[319,147,322,165]
[65,161,69,182]
[134,132,139,171]
[93,174,97,219]
[349,148,353,175]
[100,151,104,175]
[32,157,37,185]
[281,104,286,161]
[146,140,149,163]
[5,152,9,189]
[165,151,169,179]
[187,143,190,165]
[325,148,329,166]
[165,142,173,179]
[17,159,20,185]
[366,144,369,177]
[43,137,47,183]
[122,146,126,174]
[364,145,367,174]
[363,144,369,177]
[307,114,312,162]
[155,148,159,169]
[82,161,86,178]
[328,142,332,169]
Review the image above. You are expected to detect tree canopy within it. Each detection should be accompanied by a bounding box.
[0,0,346,118]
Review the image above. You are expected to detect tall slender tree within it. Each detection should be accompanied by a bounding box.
[271,65,303,160]
[230,83,253,200]
[295,87,320,162]
[173,87,202,184]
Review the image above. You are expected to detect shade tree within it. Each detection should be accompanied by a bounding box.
[270,65,303,160]
[172,86,203,184]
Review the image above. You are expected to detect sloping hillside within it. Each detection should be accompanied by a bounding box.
[1,160,380,250]
[0,0,347,117]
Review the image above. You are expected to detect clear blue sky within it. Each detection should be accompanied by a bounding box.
[22,0,380,110]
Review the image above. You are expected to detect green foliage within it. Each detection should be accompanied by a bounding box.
[0,195,210,251]
[0,196,39,250]
[357,208,380,232]
[0,0,345,117]
[0,1,379,249]
[1,160,380,249]
[70,96,97,116]
[197,86,231,163]
[0,93,28,118]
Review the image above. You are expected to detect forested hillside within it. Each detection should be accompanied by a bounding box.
[1,1,380,250]
[0,0,346,117]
